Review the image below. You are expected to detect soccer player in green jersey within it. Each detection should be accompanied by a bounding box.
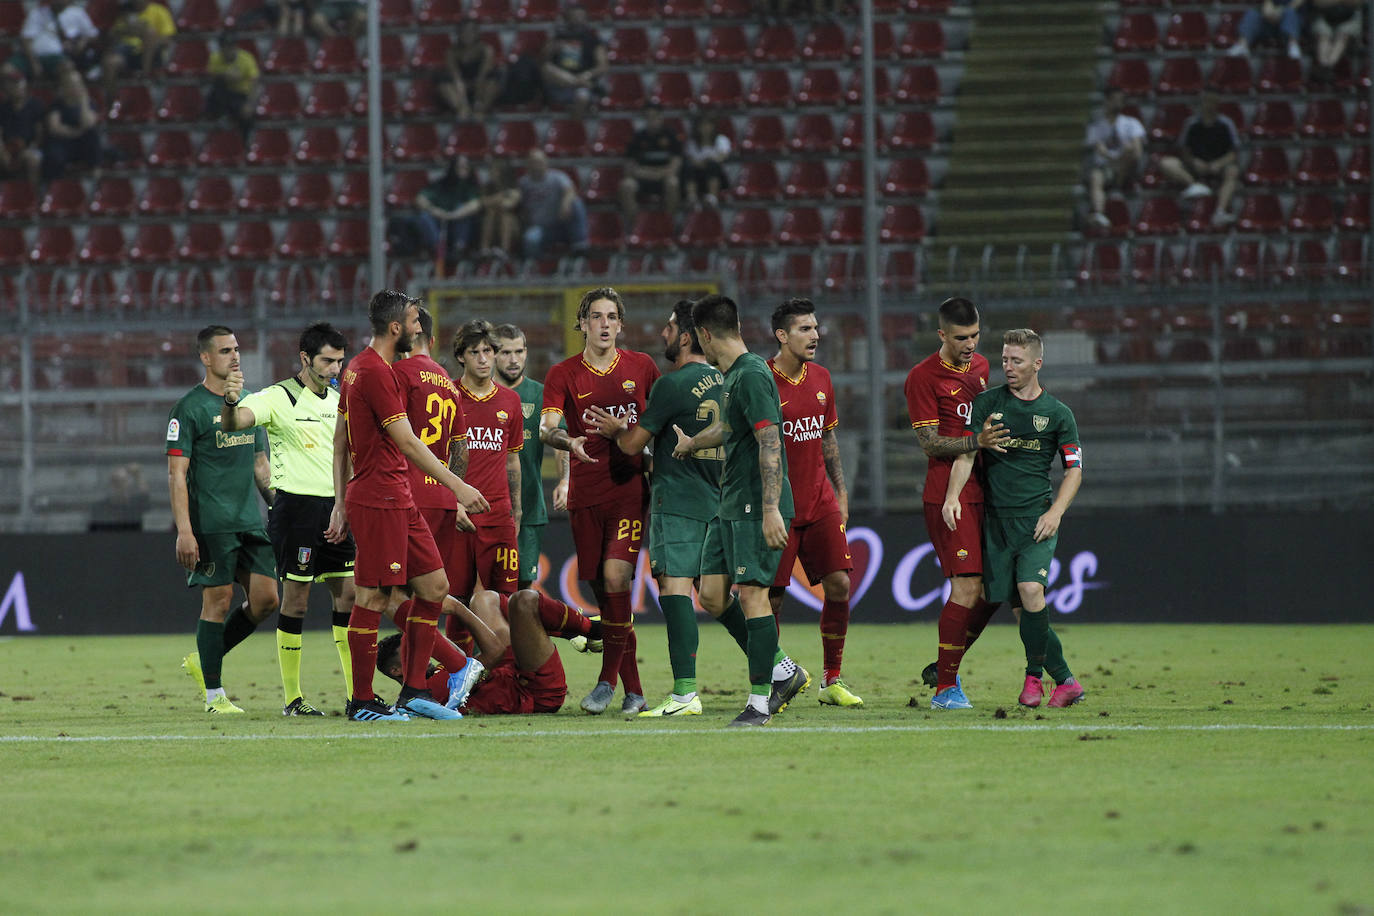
[942,328,1087,709]
[167,326,280,714]
[491,323,570,591]
[669,295,806,726]
[222,321,356,716]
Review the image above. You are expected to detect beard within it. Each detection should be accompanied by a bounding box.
[496,364,521,385]
[663,338,681,363]
[395,330,415,354]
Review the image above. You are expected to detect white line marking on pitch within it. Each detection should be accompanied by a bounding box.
[1,723,1372,743]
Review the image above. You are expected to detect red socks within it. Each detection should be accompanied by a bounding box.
[820,598,850,685]
[538,594,593,638]
[963,598,999,651]
[597,591,634,690]
[619,626,642,696]
[403,597,443,690]
[936,599,972,691]
[346,604,382,702]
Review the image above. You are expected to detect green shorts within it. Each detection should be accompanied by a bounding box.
[700,516,790,587]
[982,514,1057,606]
[517,524,544,584]
[649,513,710,579]
[187,529,277,588]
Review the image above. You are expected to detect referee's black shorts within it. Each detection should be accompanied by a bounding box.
[267,491,355,583]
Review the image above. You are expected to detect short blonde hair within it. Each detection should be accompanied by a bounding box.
[1002,328,1043,358]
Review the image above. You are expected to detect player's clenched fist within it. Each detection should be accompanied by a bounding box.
[223,368,245,405]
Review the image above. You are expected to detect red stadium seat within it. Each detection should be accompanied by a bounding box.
[493,121,538,158]
[880,204,925,242]
[409,34,451,71]
[157,85,203,122]
[305,82,351,119]
[1345,147,1371,185]
[0,228,26,270]
[754,24,799,62]
[1164,11,1209,50]
[1212,9,1241,49]
[194,128,243,167]
[654,26,700,65]
[797,69,843,107]
[602,73,647,111]
[846,65,891,104]
[1218,101,1247,134]
[727,209,773,247]
[1250,101,1296,140]
[228,222,274,260]
[1336,237,1367,281]
[746,69,792,107]
[704,25,748,64]
[778,207,824,246]
[627,211,676,250]
[38,179,84,218]
[889,111,933,151]
[586,211,625,250]
[351,81,399,117]
[852,21,897,59]
[236,174,284,213]
[740,115,787,155]
[1301,99,1347,139]
[1077,243,1123,287]
[277,172,329,211]
[255,82,302,120]
[883,249,920,293]
[1183,196,1218,234]
[138,176,185,215]
[699,70,744,109]
[679,209,724,249]
[1230,240,1273,282]
[832,159,865,198]
[187,176,235,215]
[30,226,76,263]
[1257,57,1302,93]
[336,172,371,209]
[375,35,406,72]
[1129,240,1174,284]
[394,124,443,162]
[1281,239,1330,281]
[1243,147,1290,187]
[1148,103,1190,143]
[1236,193,1284,233]
[1156,58,1203,95]
[1206,56,1251,93]
[279,220,327,259]
[86,177,134,218]
[790,114,837,153]
[590,119,633,156]
[801,21,846,61]
[650,72,695,109]
[1179,240,1225,283]
[147,131,195,168]
[516,0,560,20]
[883,158,930,196]
[613,0,656,16]
[544,119,589,158]
[178,223,226,262]
[662,0,706,14]
[1106,59,1152,96]
[1354,101,1370,138]
[108,86,154,123]
[609,27,650,66]
[781,161,826,200]
[1113,12,1160,52]
[166,38,210,76]
[894,64,939,103]
[725,161,776,202]
[0,180,37,222]
[80,224,126,264]
[329,220,369,258]
[445,122,489,159]
[827,207,864,245]
[129,224,175,263]
[222,0,263,28]
[175,0,219,30]
[822,252,859,292]
[1135,196,1181,235]
[380,0,414,25]
[313,36,360,73]
[1293,146,1340,186]
[246,127,292,166]
[840,112,885,151]
[581,166,620,204]
[1288,194,1335,233]
[506,30,543,64]
[264,36,309,74]
[898,20,945,57]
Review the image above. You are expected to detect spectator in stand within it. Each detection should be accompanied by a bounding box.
[619,103,683,220]
[541,4,607,118]
[1083,87,1145,230]
[309,0,364,39]
[681,114,731,211]
[436,18,502,121]
[42,68,101,181]
[100,0,177,97]
[205,31,260,142]
[14,0,68,81]
[1227,0,1306,60]
[415,156,483,268]
[1158,92,1241,227]
[516,149,587,260]
[479,159,520,259]
[56,0,100,75]
[267,0,307,37]
[0,73,45,185]
[1311,0,1362,72]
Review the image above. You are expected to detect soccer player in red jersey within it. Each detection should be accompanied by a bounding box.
[325,290,489,723]
[904,296,1009,710]
[450,319,525,600]
[540,287,661,716]
[765,298,863,707]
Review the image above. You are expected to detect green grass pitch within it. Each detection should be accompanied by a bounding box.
[2,622,1372,914]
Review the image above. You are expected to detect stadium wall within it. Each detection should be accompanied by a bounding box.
[2,512,1369,635]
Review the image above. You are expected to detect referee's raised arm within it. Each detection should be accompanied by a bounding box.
[220,368,256,431]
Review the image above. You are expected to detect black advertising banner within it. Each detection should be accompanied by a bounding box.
[1,513,1370,636]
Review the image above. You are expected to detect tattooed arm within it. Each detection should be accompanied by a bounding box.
[506,450,522,533]
[447,437,469,479]
[820,427,849,525]
[755,423,789,550]
[915,416,1010,459]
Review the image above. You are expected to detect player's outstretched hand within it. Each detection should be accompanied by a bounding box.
[762,507,788,550]
[175,530,199,570]
[455,481,490,515]
[671,424,694,460]
[569,435,596,464]
[454,506,476,533]
[977,416,1010,453]
[940,498,962,532]
[552,478,569,511]
[583,405,623,440]
[223,368,244,405]
[325,504,349,544]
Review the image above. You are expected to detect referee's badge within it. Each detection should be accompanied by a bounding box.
[297,547,312,566]
[1033,415,1049,432]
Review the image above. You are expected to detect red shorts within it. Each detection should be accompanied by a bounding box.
[447,521,520,598]
[464,651,567,715]
[569,491,647,581]
[924,501,984,578]
[772,510,854,588]
[417,504,460,581]
[347,501,444,588]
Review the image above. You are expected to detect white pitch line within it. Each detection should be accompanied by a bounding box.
[1,723,1373,743]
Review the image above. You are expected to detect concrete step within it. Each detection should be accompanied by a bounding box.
[957,91,1094,118]
[972,24,1102,50]
[943,160,1080,185]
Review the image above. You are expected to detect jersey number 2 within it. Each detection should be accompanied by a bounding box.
[694,400,725,460]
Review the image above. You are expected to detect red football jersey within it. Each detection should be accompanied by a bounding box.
[339,346,413,508]
[768,358,840,526]
[541,349,661,510]
[458,379,524,523]
[393,353,465,511]
[904,351,990,505]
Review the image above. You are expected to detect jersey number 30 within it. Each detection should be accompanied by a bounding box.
[420,393,458,446]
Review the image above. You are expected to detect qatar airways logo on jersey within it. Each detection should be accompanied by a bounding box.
[956,401,973,423]
[783,414,825,443]
[584,403,639,425]
[467,426,507,451]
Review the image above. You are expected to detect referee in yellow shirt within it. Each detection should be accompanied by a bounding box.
[222,322,356,716]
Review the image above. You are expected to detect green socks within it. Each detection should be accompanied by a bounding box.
[196,619,226,690]
[745,616,778,694]
[1045,627,1073,685]
[660,594,699,697]
[716,596,751,654]
[1019,607,1050,677]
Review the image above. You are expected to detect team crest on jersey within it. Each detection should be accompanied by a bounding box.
[815,391,827,404]
[521,402,534,418]
[956,548,968,560]
[297,547,312,566]
[979,376,988,389]
[622,380,636,393]
[496,410,509,422]
[166,419,180,441]
[1033,415,1049,432]
[389,561,401,573]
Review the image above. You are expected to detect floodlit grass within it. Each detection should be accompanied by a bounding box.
[2,623,1372,915]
